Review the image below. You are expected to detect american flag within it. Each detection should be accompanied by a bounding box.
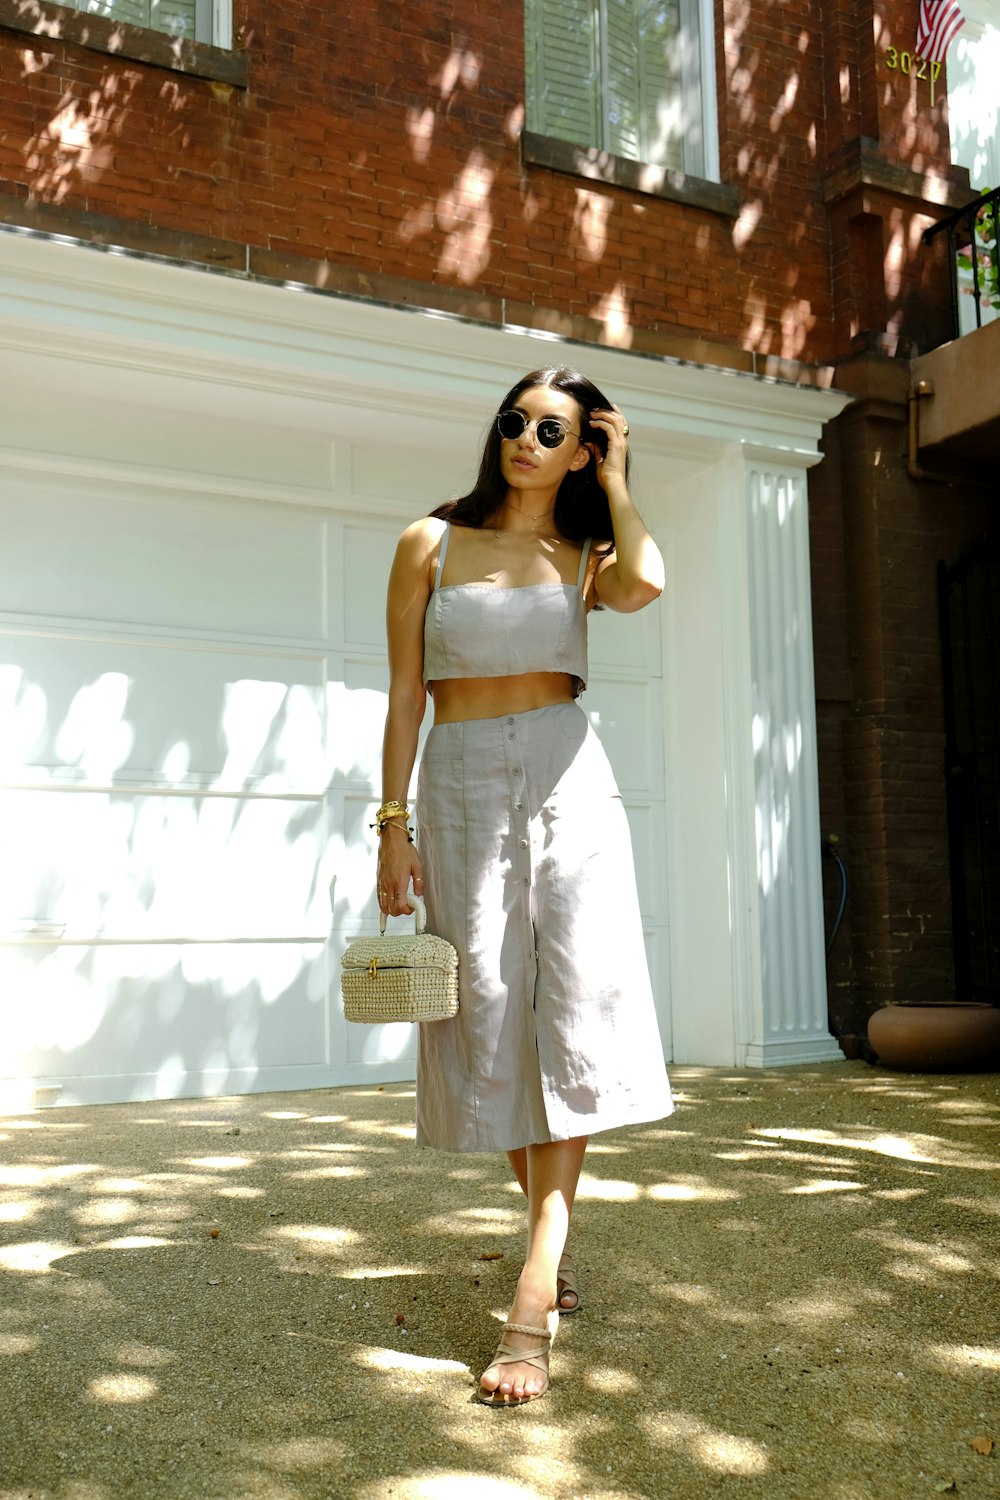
[915,0,966,61]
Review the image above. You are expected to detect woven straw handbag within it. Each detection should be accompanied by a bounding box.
[341,895,459,1024]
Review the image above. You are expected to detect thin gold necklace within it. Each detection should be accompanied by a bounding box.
[494,506,555,539]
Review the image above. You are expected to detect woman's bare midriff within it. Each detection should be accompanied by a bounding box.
[429,671,576,725]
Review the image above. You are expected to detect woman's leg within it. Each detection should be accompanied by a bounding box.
[507,1145,579,1311]
[507,1147,528,1195]
[481,1135,588,1400]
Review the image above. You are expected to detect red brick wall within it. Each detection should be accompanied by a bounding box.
[0,0,969,368]
[811,358,996,1035]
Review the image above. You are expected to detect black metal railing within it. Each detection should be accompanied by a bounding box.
[924,185,1000,340]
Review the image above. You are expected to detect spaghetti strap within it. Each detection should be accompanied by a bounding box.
[576,537,593,591]
[433,522,451,591]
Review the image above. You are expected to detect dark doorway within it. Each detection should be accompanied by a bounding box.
[939,536,1000,1002]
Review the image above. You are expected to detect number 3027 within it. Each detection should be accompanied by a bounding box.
[885,48,942,79]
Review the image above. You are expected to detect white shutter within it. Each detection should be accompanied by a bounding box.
[637,0,683,169]
[80,0,149,26]
[605,0,641,160]
[526,0,602,151]
[152,0,198,38]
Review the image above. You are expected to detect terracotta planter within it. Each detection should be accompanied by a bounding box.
[867,1002,1000,1072]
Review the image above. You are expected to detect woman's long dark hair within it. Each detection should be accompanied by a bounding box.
[430,367,626,544]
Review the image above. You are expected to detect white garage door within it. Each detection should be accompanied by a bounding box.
[1,476,669,1106]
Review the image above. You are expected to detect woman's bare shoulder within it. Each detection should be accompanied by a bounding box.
[396,515,447,558]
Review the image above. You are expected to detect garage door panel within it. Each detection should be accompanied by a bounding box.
[643,927,672,1059]
[589,600,662,674]
[327,661,388,789]
[343,524,399,647]
[2,940,327,1097]
[624,800,667,924]
[584,678,663,793]
[3,485,327,641]
[1,790,328,940]
[344,1016,419,1068]
[1,637,328,791]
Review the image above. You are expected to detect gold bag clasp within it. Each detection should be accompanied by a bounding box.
[367,956,378,980]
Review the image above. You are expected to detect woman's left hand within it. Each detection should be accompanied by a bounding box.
[588,405,630,492]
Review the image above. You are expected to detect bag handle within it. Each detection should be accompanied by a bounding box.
[378,891,427,937]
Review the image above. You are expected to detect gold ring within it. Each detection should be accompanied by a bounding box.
[623,424,630,437]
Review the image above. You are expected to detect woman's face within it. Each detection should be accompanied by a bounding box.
[498,384,591,497]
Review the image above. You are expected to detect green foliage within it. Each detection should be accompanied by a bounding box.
[957,198,1000,308]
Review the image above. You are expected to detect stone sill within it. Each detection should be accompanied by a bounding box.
[521,131,740,218]
[822,138,975,214]
[0,0,248,87]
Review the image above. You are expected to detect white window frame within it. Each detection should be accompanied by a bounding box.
[526,0,719,183]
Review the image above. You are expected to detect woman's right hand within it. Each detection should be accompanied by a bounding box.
[376,826,425,918]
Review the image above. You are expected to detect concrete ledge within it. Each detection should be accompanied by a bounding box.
[823,137,976,214]
[0,0,248,87]
[911,317,1000,463]
[522,131,741,218]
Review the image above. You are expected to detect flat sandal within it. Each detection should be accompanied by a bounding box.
[557,1249,581,1314]
[477,1312,557,1407]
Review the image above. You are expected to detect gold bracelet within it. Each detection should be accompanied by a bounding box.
[374,800,409,834]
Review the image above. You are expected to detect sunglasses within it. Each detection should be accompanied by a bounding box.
[496,409,581,449]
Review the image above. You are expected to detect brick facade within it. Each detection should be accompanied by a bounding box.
[0,0,973,366]
[0,0,991,1041]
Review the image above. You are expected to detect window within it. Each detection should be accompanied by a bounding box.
[525,0,711,178]
[63,0,229,47]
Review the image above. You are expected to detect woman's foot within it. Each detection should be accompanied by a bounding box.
[556,1249,581,1313]
[478,1282,558,1405]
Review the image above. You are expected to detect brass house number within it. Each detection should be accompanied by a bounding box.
[884,48,943,80]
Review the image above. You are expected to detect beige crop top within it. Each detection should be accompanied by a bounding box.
[423,523,592,695]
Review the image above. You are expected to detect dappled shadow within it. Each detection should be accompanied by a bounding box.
[1,635,400,1103]
[1,1062,998,1498]
[6,2,978,367]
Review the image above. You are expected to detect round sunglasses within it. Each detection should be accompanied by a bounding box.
[496,409,581,449]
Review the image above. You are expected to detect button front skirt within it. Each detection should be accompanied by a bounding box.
[414,701,673,1153]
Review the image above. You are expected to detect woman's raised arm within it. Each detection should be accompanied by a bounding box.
[588,406,664,614]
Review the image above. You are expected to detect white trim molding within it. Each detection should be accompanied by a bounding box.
[740,455,843,1066]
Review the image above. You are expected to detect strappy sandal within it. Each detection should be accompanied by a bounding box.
[557,1250,581,1314]
[477,1312,557,1407]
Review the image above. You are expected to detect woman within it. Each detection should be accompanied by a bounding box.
[375,366,673,1406]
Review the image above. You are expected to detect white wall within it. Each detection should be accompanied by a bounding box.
[948,8,1000,331]
[0,230,848,1105]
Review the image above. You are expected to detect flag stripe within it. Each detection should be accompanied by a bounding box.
[916,0,966,62]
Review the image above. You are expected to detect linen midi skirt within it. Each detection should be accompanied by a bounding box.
[414,701,673,1153]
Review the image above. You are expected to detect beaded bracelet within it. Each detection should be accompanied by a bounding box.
[378,821,414,844]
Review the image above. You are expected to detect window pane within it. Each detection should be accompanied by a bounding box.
[75,0,202,41]
[605,0,641,160]
[80,0,149,27]
[637,0,683,170]
[526,0,602,151]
